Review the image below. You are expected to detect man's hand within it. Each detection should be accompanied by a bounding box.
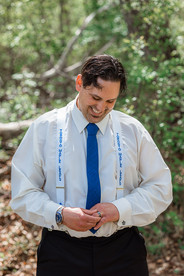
[90,203,119,230]
[62,207,101,231]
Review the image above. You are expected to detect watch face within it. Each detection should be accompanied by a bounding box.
[56,211,62,224]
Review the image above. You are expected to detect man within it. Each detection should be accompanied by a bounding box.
[10,55,172,276]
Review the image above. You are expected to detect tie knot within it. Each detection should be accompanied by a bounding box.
[86,123,99,136]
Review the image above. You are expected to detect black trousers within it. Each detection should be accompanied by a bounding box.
[37,227,149,276]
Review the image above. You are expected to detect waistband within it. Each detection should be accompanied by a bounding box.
[43,227,138,244]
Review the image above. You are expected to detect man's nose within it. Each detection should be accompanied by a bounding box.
[96,101,107,112]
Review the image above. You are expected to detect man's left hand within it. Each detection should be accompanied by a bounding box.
[90,203,119,230]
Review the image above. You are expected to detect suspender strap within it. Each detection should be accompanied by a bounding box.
[56,108,125,204]
[56,106,67,205]
[111,111,125,199]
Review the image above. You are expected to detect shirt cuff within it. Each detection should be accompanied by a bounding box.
[44,200,62,230]
[112,197,132,227]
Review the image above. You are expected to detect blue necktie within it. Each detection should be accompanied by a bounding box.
[86,123,101,233]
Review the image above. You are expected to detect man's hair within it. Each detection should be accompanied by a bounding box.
[81,55,126,93]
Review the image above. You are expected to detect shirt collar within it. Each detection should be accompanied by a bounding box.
[71,96,110,135]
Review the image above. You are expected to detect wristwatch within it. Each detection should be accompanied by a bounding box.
[56,206,64,225]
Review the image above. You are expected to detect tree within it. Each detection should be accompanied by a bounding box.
[0,1,184,273]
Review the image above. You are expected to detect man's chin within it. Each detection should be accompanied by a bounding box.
[88,114,104,123]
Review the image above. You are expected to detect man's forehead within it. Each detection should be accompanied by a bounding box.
[96,77,120,87]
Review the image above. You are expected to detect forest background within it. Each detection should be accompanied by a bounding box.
[0,0,184,275]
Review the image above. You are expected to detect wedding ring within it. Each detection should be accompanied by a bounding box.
[97,211,102,217]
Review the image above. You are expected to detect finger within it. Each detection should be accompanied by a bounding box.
[94,217,106,230]
[82,213,101,223]
[87,221,99,228]
[80,219,100,231]
[97,211,102,218]
[92,212,100,218]
[90,204,101,210]
[87,215,101,223]
[82,208,98,215]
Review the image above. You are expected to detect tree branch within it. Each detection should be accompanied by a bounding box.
[40,4,112,80]
[0,120,33,141]
[94,36,117,55]
[64,36,117,74]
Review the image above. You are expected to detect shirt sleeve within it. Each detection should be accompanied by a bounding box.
[10,119,61,230]
[112,124,173,228]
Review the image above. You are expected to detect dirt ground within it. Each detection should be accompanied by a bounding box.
[1,177,184,276]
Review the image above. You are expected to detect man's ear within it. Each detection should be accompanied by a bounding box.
[76,74,82,91]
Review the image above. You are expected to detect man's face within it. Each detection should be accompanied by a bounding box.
[76,74,120,123]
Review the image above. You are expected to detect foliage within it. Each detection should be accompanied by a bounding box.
[0,0,184,269]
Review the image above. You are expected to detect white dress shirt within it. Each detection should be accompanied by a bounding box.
[10,98,172,237]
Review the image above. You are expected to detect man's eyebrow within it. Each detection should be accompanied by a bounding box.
[90,93,102,99]
[95,84,103,90]
[107,97,118,101]
[91,93,117,101]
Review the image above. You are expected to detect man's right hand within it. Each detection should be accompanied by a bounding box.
[62,207,101,231]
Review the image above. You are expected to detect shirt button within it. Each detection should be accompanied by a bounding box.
[122,221,126,225]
